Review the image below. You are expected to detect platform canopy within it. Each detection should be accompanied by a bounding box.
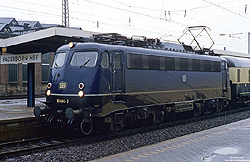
[0,27,96,54]
[0,27,96,107]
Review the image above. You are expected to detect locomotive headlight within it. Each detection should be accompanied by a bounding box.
[47,83,52,89]
[78,90,84,97]
[46,90,51,96]
[78,83,85,89]
[69,42,75,48]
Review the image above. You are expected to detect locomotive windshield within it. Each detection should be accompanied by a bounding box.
[70,51,98,67]
[52,52,66,68]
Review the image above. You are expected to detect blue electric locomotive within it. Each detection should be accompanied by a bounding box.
[34,41,231,134]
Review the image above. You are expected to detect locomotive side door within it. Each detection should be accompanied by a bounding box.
[111,51,125,102]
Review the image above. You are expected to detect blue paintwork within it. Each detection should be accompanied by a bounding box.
[46,43,229,117]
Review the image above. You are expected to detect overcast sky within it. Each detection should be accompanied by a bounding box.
[0,0,250,53]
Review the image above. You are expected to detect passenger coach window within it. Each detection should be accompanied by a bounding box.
[101,52,109,68]
[52,52,66,68]
[237,69,241,82]
[70,51,98,67]
[249,70,250,82]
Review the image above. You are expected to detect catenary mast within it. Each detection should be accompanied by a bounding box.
[62,0,69,28]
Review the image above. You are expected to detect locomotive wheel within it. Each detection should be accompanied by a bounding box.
[80,117,93,135]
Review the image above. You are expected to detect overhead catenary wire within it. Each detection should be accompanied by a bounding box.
[0,0,249,52]
[0,3,178,37]
[203,0,250,21]
[73,0,248,35]
[3,0,248,34]
[4,0,250,29]
[1,0,182,35]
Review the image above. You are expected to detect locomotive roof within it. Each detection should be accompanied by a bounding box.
[57,42,225,62]
[222,56,250,68]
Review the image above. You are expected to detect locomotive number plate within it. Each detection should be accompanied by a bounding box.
[56,99,70,104]
[59,82,67,90]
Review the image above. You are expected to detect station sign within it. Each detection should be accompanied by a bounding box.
[0,53,41,64]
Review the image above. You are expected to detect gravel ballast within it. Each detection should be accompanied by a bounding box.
[4,110,250,162]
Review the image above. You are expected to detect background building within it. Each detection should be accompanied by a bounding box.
[0,17,91,98]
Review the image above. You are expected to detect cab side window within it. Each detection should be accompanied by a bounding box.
[101,52,109,68]
[114,52,121,69]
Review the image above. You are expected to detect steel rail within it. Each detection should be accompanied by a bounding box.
[0,106,249,160]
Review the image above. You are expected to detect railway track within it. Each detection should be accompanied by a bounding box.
[0,132,103,159]
[0,117,58,143]
[0,106,249,160]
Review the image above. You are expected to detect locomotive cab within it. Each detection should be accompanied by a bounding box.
[47,43,100,107]
[34,43,94,130]
[35,42,126,134]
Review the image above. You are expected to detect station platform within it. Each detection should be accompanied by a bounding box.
[0,98,45,121]
[93,118,250,162]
